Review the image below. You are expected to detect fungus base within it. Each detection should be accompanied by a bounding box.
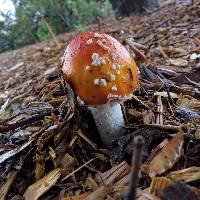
[89,102,126,146]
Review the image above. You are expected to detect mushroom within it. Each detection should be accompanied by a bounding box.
[61,32,139,146]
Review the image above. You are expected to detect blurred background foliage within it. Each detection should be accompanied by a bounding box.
[0,0,161,53]
[0,0,113,52]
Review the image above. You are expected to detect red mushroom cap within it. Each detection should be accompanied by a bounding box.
[62,32,139,105]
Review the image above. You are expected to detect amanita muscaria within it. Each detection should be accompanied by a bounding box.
[61,32,139,146]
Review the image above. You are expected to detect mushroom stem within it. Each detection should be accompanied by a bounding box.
[89,102,126,146]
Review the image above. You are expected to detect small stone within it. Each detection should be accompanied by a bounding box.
[190,53,200,61]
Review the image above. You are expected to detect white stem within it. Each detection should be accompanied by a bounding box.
[89,102,126,146]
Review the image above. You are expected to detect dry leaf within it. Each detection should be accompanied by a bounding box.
[54,153,75,178]
[168,166,200,183]
[62,192,92,200]
[154,92,179,99]
[23,168,61,200]
[88,186,112,200]
[85,176,99,190]
[195,128,200,140]
[43,66,57,76]
[127,109,143,122]
[143,131,184,177]
[76,130,97,150]
[95,161,131,186]
[168,58,188,67]
[143,110,155,124]
[0,140,34,164]
[176,94,200,111]
[137,188,161,200]
[0,171,18,200]
[149,177,174,195]
[158,182,199,200]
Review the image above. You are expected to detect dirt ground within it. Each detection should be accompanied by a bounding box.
[0,1,200,199]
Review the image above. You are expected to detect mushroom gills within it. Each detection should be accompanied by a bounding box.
[89,102,126,146]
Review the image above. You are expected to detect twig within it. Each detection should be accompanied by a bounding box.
[123,135,144,200]
[158,46,169,59]
[126,39,148,63]
[131,95,151,110]
[165,84,175,116]
[130,41,148,53]
[76,130,97,150]
[156,95,163,125]
[42,18,61,49]
[139,124,180,131]
[61,158,95,182]
[184,75,200,88]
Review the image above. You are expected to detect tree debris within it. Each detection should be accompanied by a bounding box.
[0,1,200,199]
